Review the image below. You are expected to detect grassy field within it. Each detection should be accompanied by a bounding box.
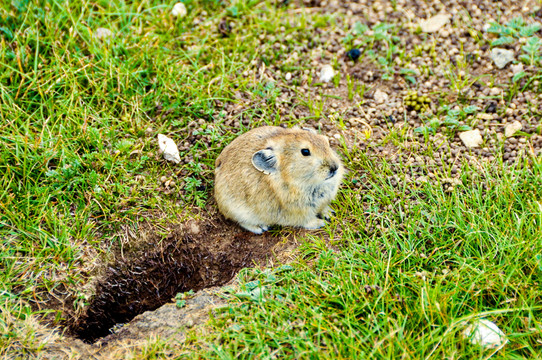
[1,0,542,358]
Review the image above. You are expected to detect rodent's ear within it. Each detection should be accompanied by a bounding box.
[252,149,277,175]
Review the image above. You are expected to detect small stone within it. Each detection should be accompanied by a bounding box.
[442,178,462,186]
[510,63,524,75]
[505,121,522,137]
[319,65,335,82]
[160,176,168,183]
[188,221,200,235]
[459,129,483,148]
[218,19,232,37]
[157,134,181,164]
[285,72,292,81]
[374,89,389,104]
[171,2,187,17]
[346,48,362,61]
[489,87,501,96]
[490,48,515,69]
[485,102,498,113]
[416,176,428,183]
[477,113,493,120]
[462,319,508,349]
[93,28,113,40]
[419,14,450,33]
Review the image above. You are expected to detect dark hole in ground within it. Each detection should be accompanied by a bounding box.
[65,219,289,343]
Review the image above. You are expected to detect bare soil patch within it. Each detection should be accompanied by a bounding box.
[60,212,304,345]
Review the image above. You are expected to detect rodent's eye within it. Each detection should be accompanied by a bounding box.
[301,148,311,156]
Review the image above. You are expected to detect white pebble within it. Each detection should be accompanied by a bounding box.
[462,319,508,349]
[504,121,522,137]
[477,113,493,120]
[459,129,483,148]
[489,87,501,96]
[157,134,181,164]
[510,63,524,75]
[93,28,113,40]
[419,13,450,33]
[373,89,389,104]
[171,2,187,17]
[319,65,335,83]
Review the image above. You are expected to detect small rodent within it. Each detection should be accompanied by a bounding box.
[214,126,344,234]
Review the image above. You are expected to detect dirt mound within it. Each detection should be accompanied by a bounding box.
[64,217,302,343]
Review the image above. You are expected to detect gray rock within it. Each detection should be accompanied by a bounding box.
[490,48,515,69]
[104,288,226,342]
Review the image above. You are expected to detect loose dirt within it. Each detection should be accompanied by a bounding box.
[41,208,314,358]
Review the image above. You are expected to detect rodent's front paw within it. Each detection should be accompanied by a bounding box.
[303,218,326,230]
[239,223,269,235]
[317,206,336,221]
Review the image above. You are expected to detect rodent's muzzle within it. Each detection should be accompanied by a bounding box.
[325,163,340,180]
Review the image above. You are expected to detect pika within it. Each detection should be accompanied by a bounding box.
[214,126,344,234]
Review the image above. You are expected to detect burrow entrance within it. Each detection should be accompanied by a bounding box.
[64,218,296,343]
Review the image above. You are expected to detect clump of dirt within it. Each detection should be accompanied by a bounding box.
[64,216,301,343]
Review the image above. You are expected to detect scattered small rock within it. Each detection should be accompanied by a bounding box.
[188,221,201,235]
[442,178,463,186]
[490,48,515,69]
[462,319,508,349]
[319,65,335,82]
[477,113,493,120]
[374,89,389,104]
[459,129,483,148]
[172,2,187,17]
[285,72,292,81]
[510,63,524,75]
[218,19,232,37]
[157,134,181,164]
[505,120,522,137]
[93,28,113,40]
[489,87,502,96]
[419,14,450,33]
[416,176,428,184]
[346,48,362,61]
[485,102,498,113]
[414,271,428,280]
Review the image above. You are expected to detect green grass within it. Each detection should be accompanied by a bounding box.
[192,160,542,359]
[1,0,542,358]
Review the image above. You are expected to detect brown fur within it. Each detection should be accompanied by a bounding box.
[214,126,344,234]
